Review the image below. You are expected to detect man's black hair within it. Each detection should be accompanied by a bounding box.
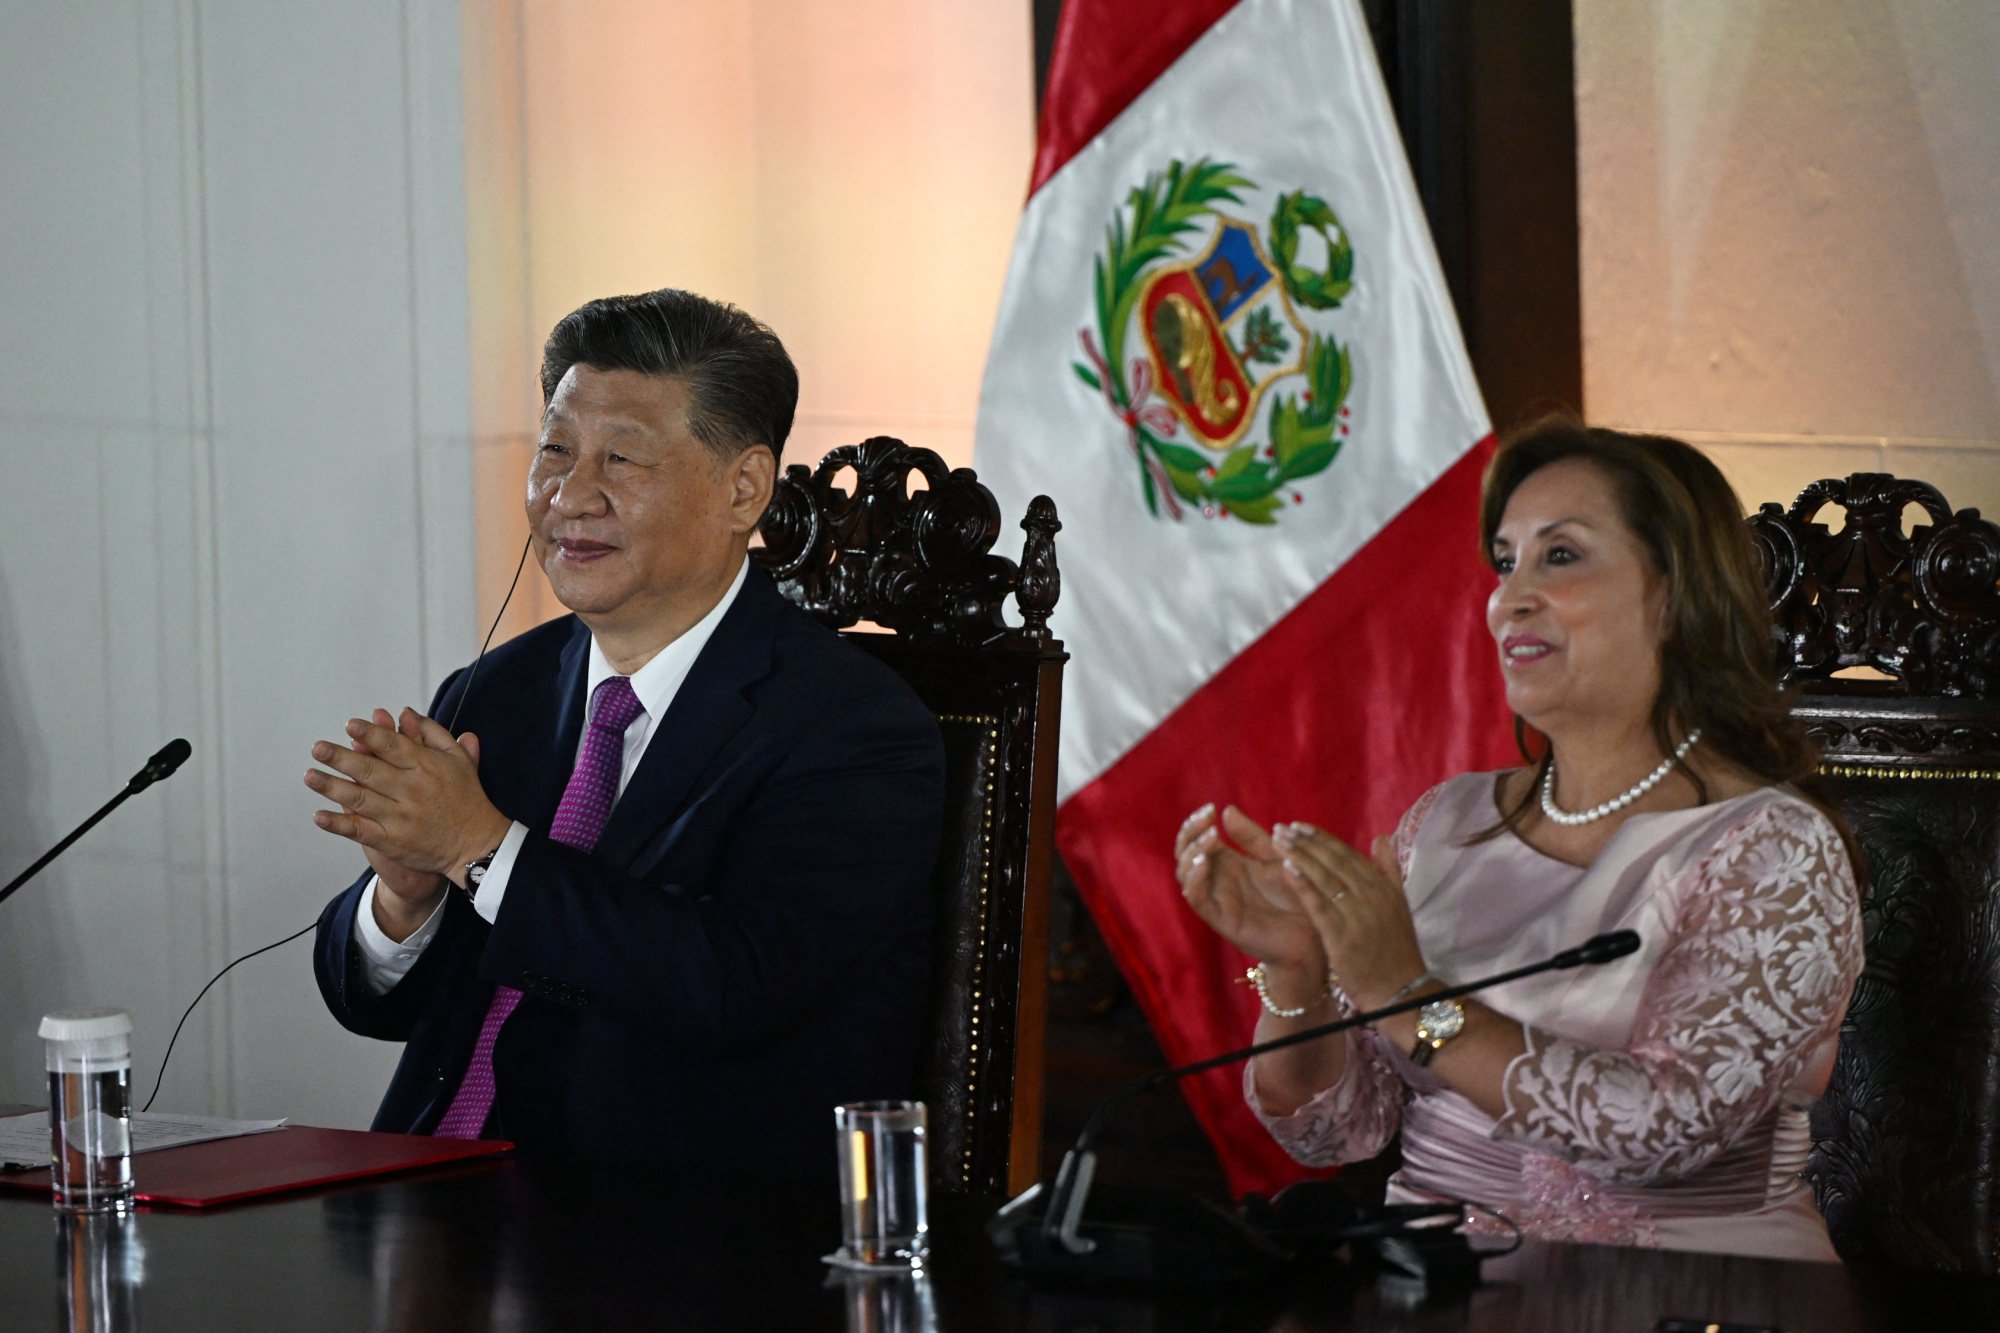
[539,289,798,461]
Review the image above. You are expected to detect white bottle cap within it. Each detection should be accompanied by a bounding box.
[39,1010,133,1043]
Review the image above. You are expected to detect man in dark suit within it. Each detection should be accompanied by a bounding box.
[307,289,943,1181]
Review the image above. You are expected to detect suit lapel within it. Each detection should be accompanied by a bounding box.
[593,569,782,867]
[532,621,594,826]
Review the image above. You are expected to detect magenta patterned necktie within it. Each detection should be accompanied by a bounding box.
[434,675,645,1139]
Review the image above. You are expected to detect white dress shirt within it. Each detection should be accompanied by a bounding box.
[351,559,749,994]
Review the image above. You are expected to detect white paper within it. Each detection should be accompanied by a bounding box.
[0,1111,287,1170]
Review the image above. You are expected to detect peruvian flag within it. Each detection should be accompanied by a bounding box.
[974,0,1516,1196]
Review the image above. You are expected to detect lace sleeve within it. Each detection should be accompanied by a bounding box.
[1494,799,1863,1184]
[1245,1029,1406,1166]
[1391,781,1447,881]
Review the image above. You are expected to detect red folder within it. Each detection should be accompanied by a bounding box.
[0,1125,511,1208]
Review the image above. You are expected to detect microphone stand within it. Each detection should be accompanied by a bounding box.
[1011,930,1641,1264]
[0,739,192,910]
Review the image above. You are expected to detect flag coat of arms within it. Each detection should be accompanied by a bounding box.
[974,0,1517,1195]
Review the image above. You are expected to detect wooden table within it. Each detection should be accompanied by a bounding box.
[2,1146,1992,1331]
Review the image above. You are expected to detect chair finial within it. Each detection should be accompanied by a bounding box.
[1018,496,1062,646]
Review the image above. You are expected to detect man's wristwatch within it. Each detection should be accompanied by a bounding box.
[1410,998,1466,1067]
[462,849,499,895]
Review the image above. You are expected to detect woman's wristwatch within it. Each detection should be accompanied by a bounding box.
[1410,998,1466,1066]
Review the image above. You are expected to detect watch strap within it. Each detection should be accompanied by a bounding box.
[1409,998,1465,1067]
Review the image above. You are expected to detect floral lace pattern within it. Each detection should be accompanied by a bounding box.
[1391,782,1443,881]
[1245,1025,1404,1166]
[1496,800,1862,1183]
[1463,1151,1659,1248]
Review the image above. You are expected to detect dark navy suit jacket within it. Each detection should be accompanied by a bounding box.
[314,567,944,1182]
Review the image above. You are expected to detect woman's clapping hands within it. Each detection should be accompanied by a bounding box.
[1270,824,1427,1010]
[1175,804,1325,975]
[1176,804,1433,1012]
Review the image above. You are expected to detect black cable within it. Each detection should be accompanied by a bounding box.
[447,533,532,734]
[144,533,533,1113]
[1456,1196,1525,1256]
[142,919,316,1113]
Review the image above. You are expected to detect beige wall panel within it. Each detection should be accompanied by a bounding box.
[1576,0,2000,514]
[1682,435,1885,514]
[1883,443,2000,522]
[748,1,1034,468]
[515,2,760,324]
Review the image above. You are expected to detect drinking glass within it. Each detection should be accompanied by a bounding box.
[829,1100,929,1269]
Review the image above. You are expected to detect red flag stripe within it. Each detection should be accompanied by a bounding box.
[1054,443,1519,1198]
[1029,0,1243,195]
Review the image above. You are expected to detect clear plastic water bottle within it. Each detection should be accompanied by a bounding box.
[40,1010,135,1214]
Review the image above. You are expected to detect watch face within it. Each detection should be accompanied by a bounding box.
[1418,999,1465,1041]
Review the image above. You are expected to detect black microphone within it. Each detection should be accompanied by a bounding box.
[127,738,192,793]
[1548,929,1640,968]
[991,930,1642,1278]
[0,739,193,910]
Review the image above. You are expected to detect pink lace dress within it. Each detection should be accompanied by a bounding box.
[1248,773,1864,1262]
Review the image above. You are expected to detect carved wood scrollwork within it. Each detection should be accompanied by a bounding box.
[754,436,1062,650]
[1752,473,2000,698]
[1801,718,2000,762]
[1766,476,2000,1268]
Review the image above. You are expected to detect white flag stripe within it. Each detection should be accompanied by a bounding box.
[976,0,1487,801]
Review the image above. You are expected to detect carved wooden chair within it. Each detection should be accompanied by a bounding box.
[1751,474,2000,1271]
[754,438,1066,1197]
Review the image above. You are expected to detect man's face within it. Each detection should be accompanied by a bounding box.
[526,365,772,647]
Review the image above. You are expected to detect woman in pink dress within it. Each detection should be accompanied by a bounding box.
[1175,420,1863,1263]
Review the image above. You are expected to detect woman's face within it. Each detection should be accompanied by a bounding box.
[1485,458,1669,738]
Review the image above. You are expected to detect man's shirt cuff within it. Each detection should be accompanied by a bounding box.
[471,821,531,925]
[348,821,529,991]
[352,877,448,995]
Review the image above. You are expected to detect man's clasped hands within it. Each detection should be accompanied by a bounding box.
[304,707,513,935]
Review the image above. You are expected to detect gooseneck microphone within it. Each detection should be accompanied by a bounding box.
[128,737,193,792]
[995,930,1642,1273]
[0,739,195,910]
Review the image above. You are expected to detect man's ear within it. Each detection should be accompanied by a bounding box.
[728,444,777,533]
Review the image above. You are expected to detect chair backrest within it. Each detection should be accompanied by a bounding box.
[754,437,1066,1196]
[1752,472,2000,1271]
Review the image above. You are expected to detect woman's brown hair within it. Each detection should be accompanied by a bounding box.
[1475,416,1841,841]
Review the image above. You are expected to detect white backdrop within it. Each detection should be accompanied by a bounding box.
[0,0,474,1128]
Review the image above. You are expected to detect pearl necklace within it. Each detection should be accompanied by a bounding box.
[1540,729,1703,827]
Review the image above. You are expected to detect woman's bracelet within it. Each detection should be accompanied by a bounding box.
[1245,962,1336,1018]
[1385,969,1439,1006]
